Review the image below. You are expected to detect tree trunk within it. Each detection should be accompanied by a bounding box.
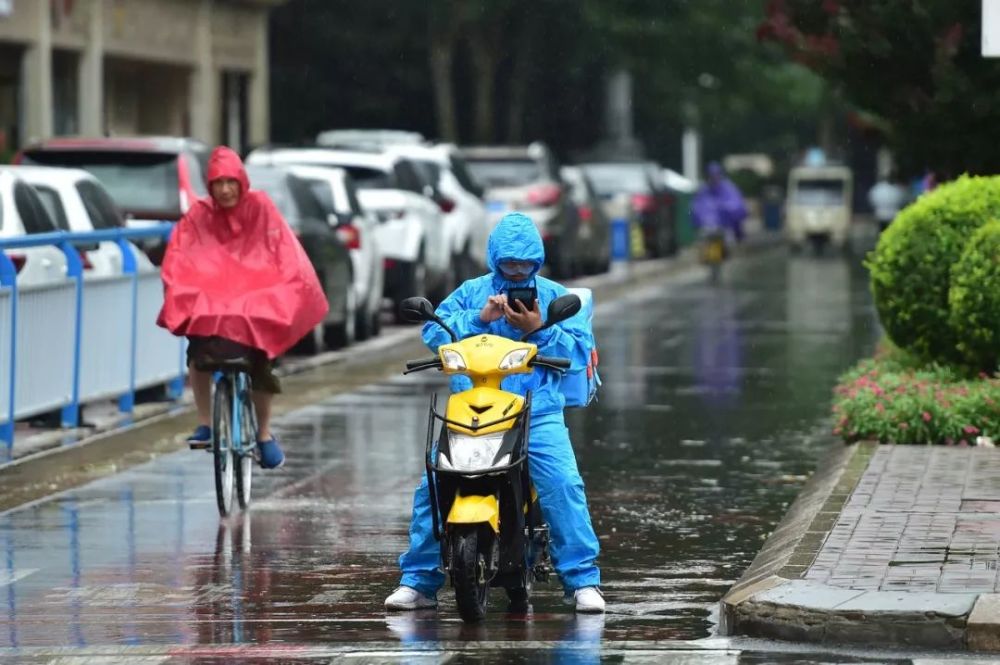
[428,0,461,142]
[429,41,458,142]
[471,41,497,143]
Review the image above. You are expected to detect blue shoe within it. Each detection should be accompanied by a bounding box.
[187,425,212,450]
[258,437,285,469]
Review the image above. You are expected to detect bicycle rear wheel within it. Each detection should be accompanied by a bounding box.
[234,374,256,510]
[213,377,235,517]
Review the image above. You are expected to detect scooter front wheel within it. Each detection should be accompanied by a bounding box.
[451,526,489,623]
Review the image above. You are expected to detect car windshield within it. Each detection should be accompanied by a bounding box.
[466,159,541,188]
[583,165,650,196]
[21,150,181,217]
[794,178,846,206]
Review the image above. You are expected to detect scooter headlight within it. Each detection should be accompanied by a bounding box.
[443,432,508,472]
[441,349,467,371]
[498,348,531,371]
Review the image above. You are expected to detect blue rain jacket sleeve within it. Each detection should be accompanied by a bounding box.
[421,277,492,353]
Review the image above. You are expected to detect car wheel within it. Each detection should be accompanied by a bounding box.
[355,303,372,342]
[325,286,357,350]
[394,248,427,323]
[292,323,324,356]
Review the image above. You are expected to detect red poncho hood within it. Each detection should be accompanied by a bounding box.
[156,147,329,358]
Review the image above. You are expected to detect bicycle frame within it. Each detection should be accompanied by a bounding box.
[214,369,256,458]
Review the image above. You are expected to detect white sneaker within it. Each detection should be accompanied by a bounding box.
[384,586,437,611]
[574,586,605,613]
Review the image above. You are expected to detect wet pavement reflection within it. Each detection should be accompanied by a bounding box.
[0,251,937,663]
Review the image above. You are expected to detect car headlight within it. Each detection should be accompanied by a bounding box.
[443,432,507,472]
[498,348,530,371]
[441,349,467,371]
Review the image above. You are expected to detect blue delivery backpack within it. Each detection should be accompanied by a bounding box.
[561,287,601,408]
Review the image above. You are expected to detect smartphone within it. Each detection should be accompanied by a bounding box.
[506,287,537,311]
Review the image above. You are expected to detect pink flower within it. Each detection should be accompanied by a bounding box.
[833,427,842,435]
[899,422,909,430]
[965,425,980,435]
[876,403,886,413]
[923,412,932,422]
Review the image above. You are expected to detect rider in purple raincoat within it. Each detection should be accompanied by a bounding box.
[691,162,749,242]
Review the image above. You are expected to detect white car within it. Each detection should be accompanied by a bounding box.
[384,143,489,279]
[290,165,385,340]
[245,147,450,311]
[0,170,68,286]
[6,166,155,279]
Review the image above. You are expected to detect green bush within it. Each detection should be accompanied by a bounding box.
[832,347,1000,445]
[868,175,1000,364]
[950,221,1000,371]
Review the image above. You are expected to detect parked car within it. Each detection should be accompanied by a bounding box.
[0,170,67,286]
[289,165,385,340]
[17,136,211,264]
[244,164,356,354]
[560,166,611,275]
[461,142,574,277]
[245,147,450,313]
[384,143,489,279]
[17,136,211,224]
[5,165,155,279]
[582,161,675,258]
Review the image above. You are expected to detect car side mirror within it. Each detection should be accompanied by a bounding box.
[399,297,436,323]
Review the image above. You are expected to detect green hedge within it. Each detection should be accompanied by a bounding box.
[833,346,1000,445]
[950,221,1000,371]
[868,175,1000,364]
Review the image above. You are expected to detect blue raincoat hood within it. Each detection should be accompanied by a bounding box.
[487,213,545,280]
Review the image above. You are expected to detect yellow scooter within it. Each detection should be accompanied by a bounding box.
[400,294,581,622]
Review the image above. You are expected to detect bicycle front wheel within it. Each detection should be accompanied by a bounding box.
[234,376,256,510]
[213,378,236,517]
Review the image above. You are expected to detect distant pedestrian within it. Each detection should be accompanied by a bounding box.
[868,173,908,233]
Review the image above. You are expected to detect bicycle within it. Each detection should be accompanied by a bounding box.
[210,357,258,517]
[191,338,260,517]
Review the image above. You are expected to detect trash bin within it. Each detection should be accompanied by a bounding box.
[762,185,783,231]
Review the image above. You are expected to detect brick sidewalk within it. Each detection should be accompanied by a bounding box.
[806,446,1000,594]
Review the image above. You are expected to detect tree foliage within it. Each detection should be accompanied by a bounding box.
[269,0,829,166]
[759,0,1000,175]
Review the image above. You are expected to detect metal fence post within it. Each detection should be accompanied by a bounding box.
[58,241,84,430]
[117,239,139,415]
[0,253,17,452]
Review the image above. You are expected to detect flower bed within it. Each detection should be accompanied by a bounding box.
[833,346,1000,445]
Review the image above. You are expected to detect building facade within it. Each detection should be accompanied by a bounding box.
[0,0,284,158]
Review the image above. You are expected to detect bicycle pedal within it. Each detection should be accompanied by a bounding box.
[188,441,211,451]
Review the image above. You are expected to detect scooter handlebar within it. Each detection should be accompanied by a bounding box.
[531,355,571,371]
[405,356,442,372]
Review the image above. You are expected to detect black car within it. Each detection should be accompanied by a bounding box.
[245,165,355,354]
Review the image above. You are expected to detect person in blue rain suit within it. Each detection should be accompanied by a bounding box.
[384,212,605,614]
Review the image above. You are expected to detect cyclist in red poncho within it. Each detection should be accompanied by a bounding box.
[157,146,329,468]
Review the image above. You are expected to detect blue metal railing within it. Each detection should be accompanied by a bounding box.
[0,225,179,451]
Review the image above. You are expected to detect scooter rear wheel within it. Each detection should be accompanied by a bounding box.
[451,527,489,622]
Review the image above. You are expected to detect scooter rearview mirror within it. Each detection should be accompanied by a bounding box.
[399,297,436,324]
[546,294,581,325]
[521,294,582,342]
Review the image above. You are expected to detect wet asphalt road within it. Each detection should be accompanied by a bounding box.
[0,249,963,664]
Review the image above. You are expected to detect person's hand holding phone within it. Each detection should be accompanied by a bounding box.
[504,298,542,332]
[480,294,508,324]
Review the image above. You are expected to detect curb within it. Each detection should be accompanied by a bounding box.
[720,441,1000,651]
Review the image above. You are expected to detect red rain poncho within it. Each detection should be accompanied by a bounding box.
[156,147,329,358]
